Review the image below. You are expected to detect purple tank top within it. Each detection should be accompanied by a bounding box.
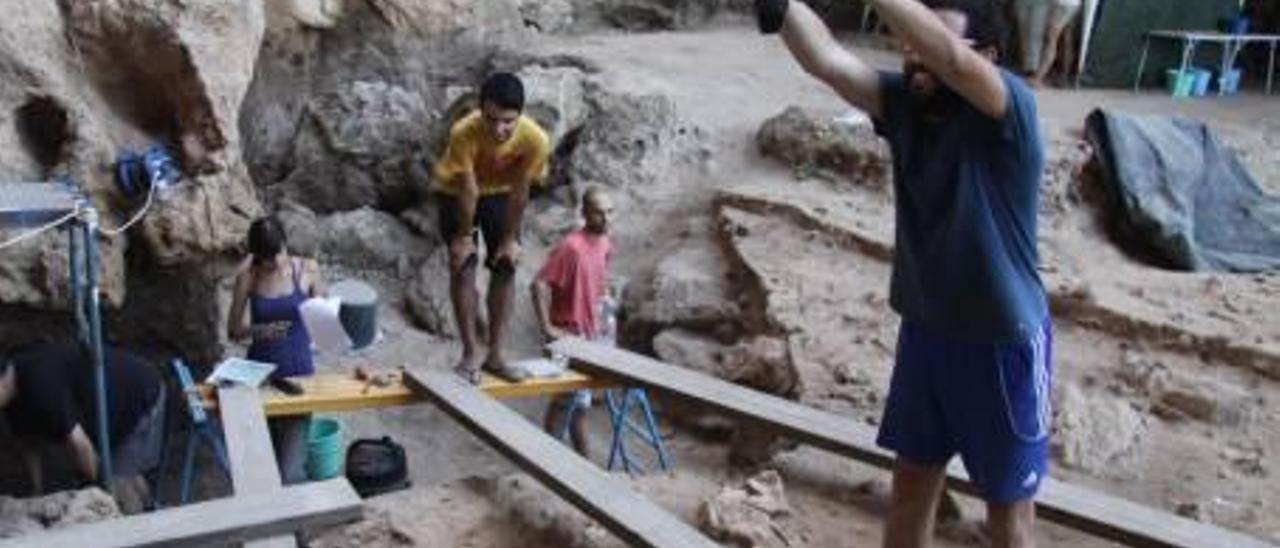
[247,259,314,378]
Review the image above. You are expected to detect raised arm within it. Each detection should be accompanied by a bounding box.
[866,0,1007,118]
[761,0,884,118]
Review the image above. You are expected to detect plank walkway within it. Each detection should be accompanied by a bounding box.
[0,480,361,548]
[550,337,1278,548]
[405,369,719,548]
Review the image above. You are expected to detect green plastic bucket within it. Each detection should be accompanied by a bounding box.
[1165,69,1194,98]
[306,417,344,480]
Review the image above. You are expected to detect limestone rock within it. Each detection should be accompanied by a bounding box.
[275,80,435,213]
[595,0,723,31]
[566,91,706,189]
[1052,384,1148,475]
[317,207,425,269]
[630,237,741,331]
[516,0,575,33]
[698,469,799,548]
[516,65,591,146]
[405,248,453,337]
[653,329,798,397]
[0,488,120,539]
[242,0,528,212]
[757,106,890,190]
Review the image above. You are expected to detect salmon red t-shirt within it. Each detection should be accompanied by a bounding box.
[536,229,611,338]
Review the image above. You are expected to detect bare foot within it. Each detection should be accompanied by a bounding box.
[484,353,528,382]
[453,354,480,385]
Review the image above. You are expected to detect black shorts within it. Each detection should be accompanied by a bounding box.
[437,193,517,267]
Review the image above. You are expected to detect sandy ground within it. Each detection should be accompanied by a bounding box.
[229,20,1280,548]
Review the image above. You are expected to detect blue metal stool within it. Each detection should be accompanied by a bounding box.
[604,388,671,473]
[166,359,231,504]
[555,387,671,473]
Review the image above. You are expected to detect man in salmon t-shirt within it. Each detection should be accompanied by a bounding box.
[531,186,614,458]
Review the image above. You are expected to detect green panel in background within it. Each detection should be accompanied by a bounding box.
[1083,0,1239,88]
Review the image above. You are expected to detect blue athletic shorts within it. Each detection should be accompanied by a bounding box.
[876,318,1053,504]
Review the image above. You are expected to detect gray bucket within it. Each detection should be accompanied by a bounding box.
[330,280,378,350]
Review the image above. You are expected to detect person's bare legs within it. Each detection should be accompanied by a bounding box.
[483,265,516,376]
[450,261,481,383]
[988,500,1037,548]
[883,459,948,548]
[1032,20,1070,86]
[568,411,590,458]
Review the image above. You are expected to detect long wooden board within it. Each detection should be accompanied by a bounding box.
[219,385,298,548]
[201,371,611,417]
[1,479,362,548]
[404,370,718,548]
[550,337,1277,548]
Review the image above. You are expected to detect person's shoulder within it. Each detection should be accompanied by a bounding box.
[449,111,483,140]
[517,116,550,147]
[996,67,1038,108]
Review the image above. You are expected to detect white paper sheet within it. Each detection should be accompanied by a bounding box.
[207,357,276,387]
[300,296,352,354]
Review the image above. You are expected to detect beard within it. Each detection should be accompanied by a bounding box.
[905,64,963,118]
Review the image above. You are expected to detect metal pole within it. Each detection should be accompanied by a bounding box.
[81,207,112,485]
[69,220,86,345]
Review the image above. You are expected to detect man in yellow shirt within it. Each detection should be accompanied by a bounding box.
[434,72,551,383]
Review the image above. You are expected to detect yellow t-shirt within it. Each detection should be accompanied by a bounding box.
[433,111,551,196]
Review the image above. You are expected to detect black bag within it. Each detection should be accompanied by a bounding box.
[345,437,410,498]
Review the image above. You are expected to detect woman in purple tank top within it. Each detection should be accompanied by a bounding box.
[226,217,324,484]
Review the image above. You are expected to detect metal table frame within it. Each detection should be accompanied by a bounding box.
[1134,30,1280,95]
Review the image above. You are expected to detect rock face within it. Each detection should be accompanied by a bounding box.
[565,91,707,189]
[757,106,890,190]
[0,0,265,360]
[275,80,435,214]
[406,248,454,337]
[698,469,800,548]
[653,329,799,398]
[242,0,530,214]
[517,0,575,33]
[626,237,742,340]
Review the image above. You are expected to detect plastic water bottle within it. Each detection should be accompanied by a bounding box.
[598,295,618,347]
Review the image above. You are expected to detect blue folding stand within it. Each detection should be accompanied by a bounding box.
[558,387,672,474]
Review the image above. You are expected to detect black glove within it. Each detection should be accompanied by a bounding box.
[755,0,789,34]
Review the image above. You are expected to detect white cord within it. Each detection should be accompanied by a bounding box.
[0,210,78,250]
[98,176,156,236]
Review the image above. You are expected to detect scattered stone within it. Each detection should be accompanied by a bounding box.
[1154,379,1253,426]
[1174,501,1204,521]
[406,248,453,337]
[1052,384,1148,475]
[698,470,799,548]
[0,488,120,539]
[756,106,891,189]
[317,207,426,269]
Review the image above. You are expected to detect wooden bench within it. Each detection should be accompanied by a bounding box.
[404,369,718,548]
[549,337,1278,548]
[200,370,613,417]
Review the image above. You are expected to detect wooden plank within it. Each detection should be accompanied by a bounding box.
[550,337,1278,548]
[218,384,296,548]
[2,479,362,548]
[404,369,718,548]
[201,371,612,417]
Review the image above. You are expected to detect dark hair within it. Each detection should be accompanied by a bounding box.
[248,216,286,264]
[479,72,525,112]
[923,0,1005,54]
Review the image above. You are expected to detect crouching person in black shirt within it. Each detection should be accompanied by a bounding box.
[0,342,165,510]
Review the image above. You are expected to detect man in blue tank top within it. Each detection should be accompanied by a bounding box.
[755,1,1051,547]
